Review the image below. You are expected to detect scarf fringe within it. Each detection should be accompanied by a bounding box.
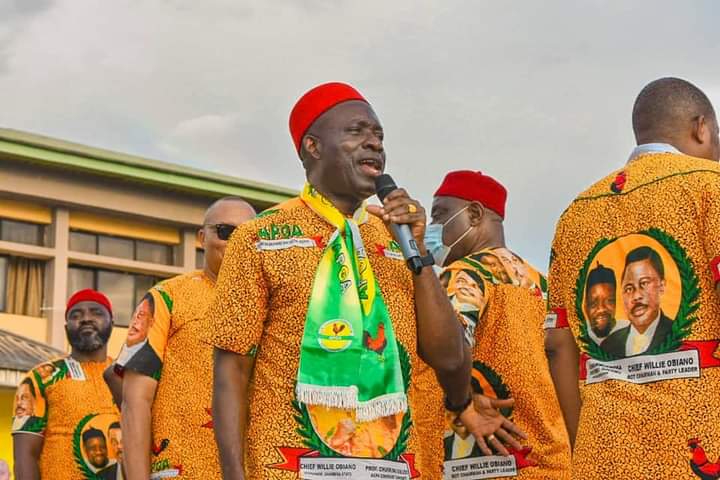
[296,384,359,410]
[296,384,407,422]
[356,392,407,422]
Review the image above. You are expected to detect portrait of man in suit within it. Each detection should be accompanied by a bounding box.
[601,246,673,357]
[444,408,483,460]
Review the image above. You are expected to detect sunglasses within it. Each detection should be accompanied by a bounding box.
[205,223,237,241]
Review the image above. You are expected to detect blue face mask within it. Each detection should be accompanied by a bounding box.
[424,205,472,267]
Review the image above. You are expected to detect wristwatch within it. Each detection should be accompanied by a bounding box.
[408,252,435,275]
[444,393,473,414]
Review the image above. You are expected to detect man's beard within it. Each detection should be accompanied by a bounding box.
[66,323,113,352]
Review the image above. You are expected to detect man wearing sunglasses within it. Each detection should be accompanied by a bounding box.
[104,197,255,480]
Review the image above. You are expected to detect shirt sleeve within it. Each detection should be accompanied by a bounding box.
[115,286,172,380]
[699,174,720,285]
[203,222,269,356]
[440,264,490,347]
[12,368,48,436]
[545,230,570,330]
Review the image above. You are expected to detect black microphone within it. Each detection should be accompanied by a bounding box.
[374,174,424,274]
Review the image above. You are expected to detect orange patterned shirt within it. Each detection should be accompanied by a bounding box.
[12,356,121,480]
[115,270,220,479]
[547,152,720,479]
[205,198,441,480]
[430,248,570,480]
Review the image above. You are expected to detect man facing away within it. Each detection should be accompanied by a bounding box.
[545,77,720,479]
[13,289,121,479]
[104,197,256,479]
[427,170,571,479]
[205,82,523,480]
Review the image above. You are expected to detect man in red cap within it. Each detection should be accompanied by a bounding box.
[206,83,524,480]
[425,170,571,479]
[12,289,121,480]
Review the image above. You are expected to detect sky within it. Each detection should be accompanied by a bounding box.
[1,0,719,268]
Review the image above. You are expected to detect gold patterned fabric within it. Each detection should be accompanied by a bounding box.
[115,270,220,479]
[548,152,720,479]
[12,356,121,480]
[204,198,442,479]
[423,247,570,480]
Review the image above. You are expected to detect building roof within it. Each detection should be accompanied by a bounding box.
[0,329,63,373]
[0,128,296,207]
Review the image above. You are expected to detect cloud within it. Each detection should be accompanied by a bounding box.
[2,0,720,267]
[0,0,55,73]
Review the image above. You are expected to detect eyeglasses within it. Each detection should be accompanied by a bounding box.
[204,224,237,241]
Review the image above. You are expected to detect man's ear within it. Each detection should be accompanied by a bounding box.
[303,134,321,160]
[467,201,485,226]
[692,115,708,144]
[197,227,205,250]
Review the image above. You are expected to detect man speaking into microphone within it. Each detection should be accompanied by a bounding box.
[205,82,524,480]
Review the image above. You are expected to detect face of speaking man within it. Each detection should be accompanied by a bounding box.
[586,282,617,338]
[621,258,665,334]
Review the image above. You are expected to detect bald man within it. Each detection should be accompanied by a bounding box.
[546,77,720,479]
[104,197,255,479]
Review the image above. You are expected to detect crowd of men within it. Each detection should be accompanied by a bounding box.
[9,77,720,480]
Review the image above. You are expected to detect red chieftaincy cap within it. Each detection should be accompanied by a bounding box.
[65,289,113,318]
[289,82,368,153]
[434,170,508,219]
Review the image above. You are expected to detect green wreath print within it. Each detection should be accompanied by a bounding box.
[73,413,103,480]
[293,342,412,460]
[575,228,700,361]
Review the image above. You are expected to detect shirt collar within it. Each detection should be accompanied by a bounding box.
[625,311,662,355]
[628,143,680,163]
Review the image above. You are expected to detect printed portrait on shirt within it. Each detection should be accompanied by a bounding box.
[579,233,683,359]
[443,361,513,461]
[476,252,513,285]
[127,293,156,347]
[74,413,122,478]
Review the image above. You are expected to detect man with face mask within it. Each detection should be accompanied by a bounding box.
[427,170,571,479]
[12,289,120,480]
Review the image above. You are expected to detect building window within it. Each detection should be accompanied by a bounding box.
[69,230,178,266]
[67,266,162,327]
[0,219,46,246]
[196,249,204,269]
[136,240,174,265]
[69,231,96,254]
[1,255,45,317]
[98,236,134,260]
[0,256,6,312]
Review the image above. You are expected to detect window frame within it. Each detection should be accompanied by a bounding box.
[67,265,163,327]
[0,218,47,247]
[0,255,7,313]
[69,230,177,266]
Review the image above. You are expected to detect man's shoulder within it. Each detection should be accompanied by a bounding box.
[232,197,314,238]
[573,153,720,203]
[657,312,674,332]
[602,326,629,348]
[26,356,69,375]
[157,270,210,295]
[253,197,307,224]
